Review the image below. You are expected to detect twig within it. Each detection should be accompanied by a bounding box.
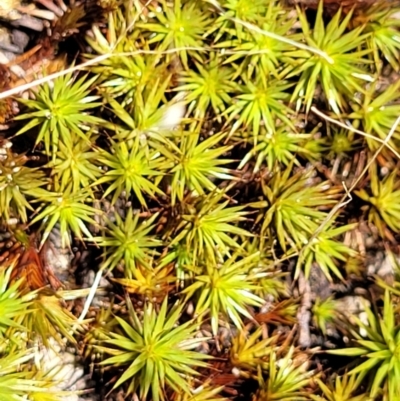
[311,106,400,160]
[0,47,207,100]
[76,269,104,324]
[205,0,334,63]
[0,0,340,101]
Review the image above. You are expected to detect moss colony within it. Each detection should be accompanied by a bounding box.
[1,0,400,400]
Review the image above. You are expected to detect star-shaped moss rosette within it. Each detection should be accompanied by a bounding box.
[169,191,251,264]
[355,163,400,237]
[287,1,372,113]
[15,72,103,161]
[182,251,265,335]
[328,290,400,400]
[97,298,209,401]
[0,145,49,223]
[92,209,162,276]
[30,184,98,249]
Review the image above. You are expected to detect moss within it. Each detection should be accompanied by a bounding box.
[1,0,400,399]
